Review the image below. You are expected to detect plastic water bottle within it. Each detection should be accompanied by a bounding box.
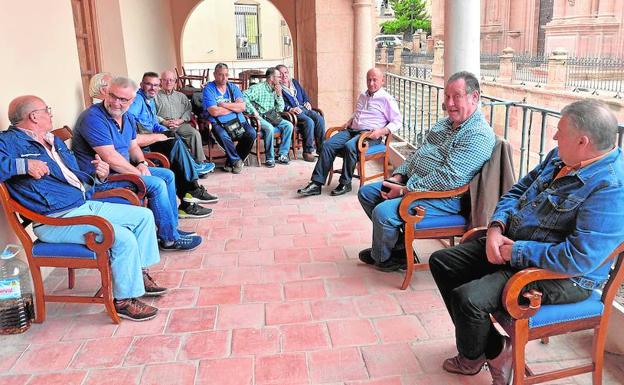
[0,244,34,334]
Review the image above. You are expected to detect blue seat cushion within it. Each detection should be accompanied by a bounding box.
[365,143,387,156]
[414,214,467,230]
[529,290,603,328]
[32,240,97,260]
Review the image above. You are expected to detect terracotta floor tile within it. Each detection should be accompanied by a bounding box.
[151,287,198,309]
[220,266,264,285]
[231,327,280,355]
[243,283,283,303]
[166,307,217,333]
[113,311,168,337]
[163,253,203,270]
[326,276,370,297]
[216,303,265,329]
[147,270,184,289]
[283,279,327,301]
[274,248,311,264]
[258,235,295,250]
[280,323,330,351]
[300,262,340,279]
[70,336,133,369]
[196,357,253,385]
[178,330,230,360]
[255,353,308,385]
[394,290,445,314]
[308,347,369,383]
[224,238,259,252]
[26,371,86,385]
[266,302,312,325]
[62,313,118,341]
[180,268,223,287]
[309,246,345,261]
[260,264,301,283]
[83,367,141,385]
[345,377,403,385]
[202,252,238,267]
[0,343,28,372]
[0,375,31,385]
[197,285,241,306]
[327,319,378,347]
[124,335,181,366]
[361,343,423,377]
[310,298,359,320]
[354,294,403,318]
[12,342,82,373]
[374,315,429,343]
[140,362,196,385]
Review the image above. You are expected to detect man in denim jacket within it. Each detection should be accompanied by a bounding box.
[0,95,167,321]
[430,99,624,385]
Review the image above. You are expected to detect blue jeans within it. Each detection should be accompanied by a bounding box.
[33,201,160,299]
[296,109,325,153]
[95,166,180,242]
[258,117,293,160]
[211,120,256,164]
[358,181,461,262]
[311,129,381,186]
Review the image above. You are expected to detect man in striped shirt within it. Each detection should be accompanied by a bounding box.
[358,71,496,271]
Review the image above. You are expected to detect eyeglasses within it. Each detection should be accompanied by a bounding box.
[107,92,132,104]
[31,106,52,116]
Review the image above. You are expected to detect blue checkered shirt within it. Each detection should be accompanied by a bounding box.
[393,109,495,192]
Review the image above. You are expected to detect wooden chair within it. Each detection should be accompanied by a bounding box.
[461,228,624,385]
[282,108,324,160]
[325,126,392,187]
[0,183,120,323]
[398,137,514,290]
[248,113,296,166]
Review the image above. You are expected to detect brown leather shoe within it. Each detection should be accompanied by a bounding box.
[443,353,486,375]
[302,152,316,162]
[487,337,512,385]
[142,270,168,297]
[114,298,158,321]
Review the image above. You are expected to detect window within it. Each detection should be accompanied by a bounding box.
[235,4,261,59]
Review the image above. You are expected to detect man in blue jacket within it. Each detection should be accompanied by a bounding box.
[0,95,167,321]
[430,99,624,385]
[276,65,325,162]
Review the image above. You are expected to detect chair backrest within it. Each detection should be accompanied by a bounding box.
[467,136,516,227]
[51,125,73,141]
[599,241,624,306]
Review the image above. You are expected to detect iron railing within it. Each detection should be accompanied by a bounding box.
[400,65,432,80]
[385,72,624,178]
[512,54,548,86]
[566,56,624,96]
[480,53,500,81]
[401,52,434,65]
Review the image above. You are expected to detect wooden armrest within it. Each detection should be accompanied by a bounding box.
[107,174,147,200]
[245,114,262,133]
[92,188,141,206]
[356,130,392,152]
[312,107,324,117]
[502,268,572,320]
[459,227,488,244]
[398,184,470,224]
[282,111,297,125]
[144,152,171,169]
[9,201,114,252]
[325,126,346,140]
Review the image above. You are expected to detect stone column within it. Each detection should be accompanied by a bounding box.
[498,47,514,84]
[393,46,403,73]
[546,48,568,90]
[353,0,373,101]
[444,0,481,81]
[380,47,388,63]
[432,40,445,80]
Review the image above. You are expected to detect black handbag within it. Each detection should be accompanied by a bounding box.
[215,82,245,140]
[262,109,283,126]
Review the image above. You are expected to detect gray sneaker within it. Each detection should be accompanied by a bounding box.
[178,203,213,219]
[277,154,290,165]
[232,160,244,174]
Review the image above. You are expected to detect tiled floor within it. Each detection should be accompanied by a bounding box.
[2,158,623,385]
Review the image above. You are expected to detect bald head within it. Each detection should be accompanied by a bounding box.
[8,95,42,125]
[366,68,385,94]
[161,69,177,92]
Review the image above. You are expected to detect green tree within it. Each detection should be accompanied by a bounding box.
[381,0,431,35]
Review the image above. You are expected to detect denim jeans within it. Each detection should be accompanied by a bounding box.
[211,120,256,164]
[429,238,591,359]
[358,181,461,262]
[95,166,180,242]
[33,201,160,299]
[149,136,198,199]
[311,129,381,186]
[258,117,293,160]
[295,109,325,153]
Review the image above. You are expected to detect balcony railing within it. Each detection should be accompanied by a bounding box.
[385,72,624,178]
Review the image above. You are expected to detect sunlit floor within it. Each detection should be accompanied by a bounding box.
[2,156,623,385]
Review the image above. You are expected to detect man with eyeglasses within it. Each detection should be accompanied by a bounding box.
[155,69,207,165]
[1,95,167,321]
[127,71,218,219]
[356,71,495,271]
[72,76,203,251]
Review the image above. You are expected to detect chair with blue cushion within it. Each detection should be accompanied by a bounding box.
[0,183,121,324]
[325,126,392,187]
[461,228,624,385]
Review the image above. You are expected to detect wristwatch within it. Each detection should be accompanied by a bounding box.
[138,160,149,167]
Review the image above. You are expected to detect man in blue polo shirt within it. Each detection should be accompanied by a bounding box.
[72,76,202,251]
[203,63,256,174]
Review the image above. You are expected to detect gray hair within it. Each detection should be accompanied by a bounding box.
[89,72,112,98]
[214,63,229,72]
[8,96,38,125]
[110,76,138,95]
[275,64,287,72]
[561,99,618,151]
[447,71,480,95]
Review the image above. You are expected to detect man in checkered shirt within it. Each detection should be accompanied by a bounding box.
[358,71,496,271]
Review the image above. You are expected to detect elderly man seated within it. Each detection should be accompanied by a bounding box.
[127,71,217,217]
[72,76,203,250]
[89,72,112,103]
[297,67,401,197]
[357,71,495,271]
[0,95,167,321]
[276,64,325,162]
[156,69,208,164]
[430,99,624,385]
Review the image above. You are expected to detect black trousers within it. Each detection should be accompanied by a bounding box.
[429,238,591,359]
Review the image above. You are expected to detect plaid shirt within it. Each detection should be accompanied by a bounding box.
[243,82,285,115]
[394,109,495,192]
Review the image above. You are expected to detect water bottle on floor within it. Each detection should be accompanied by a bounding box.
[0,244,34,335]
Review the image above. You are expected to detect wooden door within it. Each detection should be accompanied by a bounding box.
[71,0,101,107]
